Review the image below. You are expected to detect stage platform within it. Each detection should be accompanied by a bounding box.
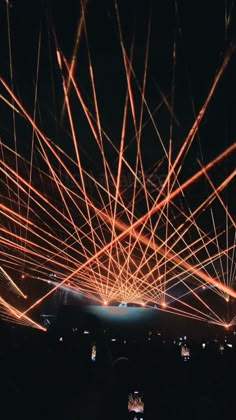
[85,305,156,326]
[40,302,220,338]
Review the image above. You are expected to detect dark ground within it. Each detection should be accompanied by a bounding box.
[0,307,235,420]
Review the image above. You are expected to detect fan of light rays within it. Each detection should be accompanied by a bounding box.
[0,0,235,329]
[0,294,46,330]
[0,265,26,297]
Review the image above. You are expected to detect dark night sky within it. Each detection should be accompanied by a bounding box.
[0,0,234,216]
[0,0,235,154]
[0,1,235,213]
[0,0,235,246]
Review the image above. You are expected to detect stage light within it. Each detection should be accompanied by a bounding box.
[103,301,108,305]
[118,301,127,307]
[225,296,229,303]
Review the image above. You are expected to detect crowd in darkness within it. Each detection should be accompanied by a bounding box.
[0,307,235,419]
